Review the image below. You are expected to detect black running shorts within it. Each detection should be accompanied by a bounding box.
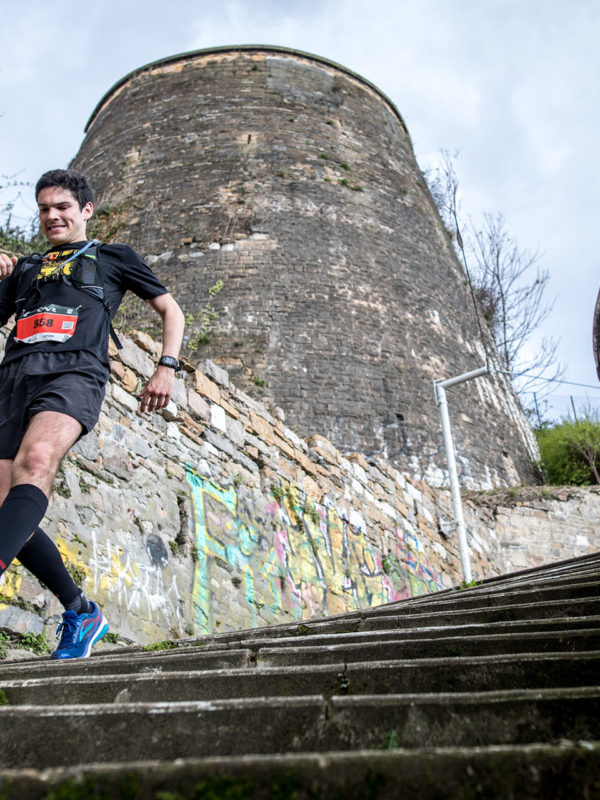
[0,352,108,459]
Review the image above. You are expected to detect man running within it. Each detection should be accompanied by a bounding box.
[0,169,185,659]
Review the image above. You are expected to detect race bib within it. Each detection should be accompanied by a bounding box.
[15,304,80,344]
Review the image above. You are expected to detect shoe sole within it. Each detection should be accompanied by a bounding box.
[82,614,109,658]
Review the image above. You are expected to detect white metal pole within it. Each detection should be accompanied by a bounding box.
[434,365,489,585]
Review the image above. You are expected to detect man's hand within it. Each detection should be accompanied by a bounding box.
[137,365,176,414]
[138,292,184,414]
[0,254,17,281]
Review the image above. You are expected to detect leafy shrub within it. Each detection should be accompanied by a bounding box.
[0,204,43,256]
[536,415,600,485]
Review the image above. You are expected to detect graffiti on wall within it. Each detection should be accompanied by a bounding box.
[0,568,22,602]
[186,469,444,634]
[88,531,184,632]
[2,530,185,637]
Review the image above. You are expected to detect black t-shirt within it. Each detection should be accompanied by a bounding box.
[0,241,167,367]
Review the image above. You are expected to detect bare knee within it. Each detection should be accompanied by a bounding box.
[10,412,81,495]
[12,440,60,492]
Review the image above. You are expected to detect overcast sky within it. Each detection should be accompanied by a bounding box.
[1,0,598,417]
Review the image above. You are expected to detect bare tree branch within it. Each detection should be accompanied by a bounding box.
[423,151,564,404]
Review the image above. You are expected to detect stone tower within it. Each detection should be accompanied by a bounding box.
[71,45,537,488]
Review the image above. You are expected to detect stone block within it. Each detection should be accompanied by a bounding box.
[278,457,298,483]
[161,401,180,422]
[241,393,277,425]
[210,403,227,433]
[8,572,47,610]
[283,426,307,452]
[379,501,398,520]
[108,338,119,358]
[132,436,152,459]
[203,429,239,459]
[118,334,156,378]
[294,449,319,477]
[110,360,125,381]
[273,435,294,460]
[110,383,139,413]
[187,389,210,420]
[165,421,181,440]
[130,329,161,357]
[0,604,44,636]
[220,397,241,419]
[303,475,323,502]
[245,433,274,459]
[348,508,366,533]
[71,431,100,461]
[194,370,220,404]
[233,451,260,475]
[203,358,230,388]
[250,410,276,444]
[181,425,205,448]
[165,460,186,481]
[180,411,205,437]
[351,461,368,485]
[171,375,187,406]
[306,434,337,456]
[100,440,134,479]
[227,416,246,448]
[348,452,370,472]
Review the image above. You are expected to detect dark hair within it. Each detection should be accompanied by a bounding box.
[35,169,94,209]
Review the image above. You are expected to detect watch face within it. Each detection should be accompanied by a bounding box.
[159,356,179,369]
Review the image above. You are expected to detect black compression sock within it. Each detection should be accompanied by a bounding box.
[16,527,85,609]
[64,593,92,615]
[0,485,48,576]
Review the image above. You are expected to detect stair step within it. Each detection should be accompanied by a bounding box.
[238,615,600,649]
[361,597,600,630]
[1,626,597,681]
[2,652,599,706]
[0,743,598,800]
[2,624,597,682]
[327,687,600,750]
[256,628,600,666]
[369,581,600,616]
[1,688,599,768]
[0,646,252,680]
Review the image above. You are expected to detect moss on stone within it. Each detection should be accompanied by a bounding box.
[17,631,49,655]
[45,772,139,800]
[192,775,254,799]
[0,593,37,614]
[143,639,178,652]
[293,624,310,636]
[65,560,87,586]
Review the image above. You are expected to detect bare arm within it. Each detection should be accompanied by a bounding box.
[137,292,185,413]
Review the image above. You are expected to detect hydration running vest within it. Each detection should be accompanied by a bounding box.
[14,240,122,349]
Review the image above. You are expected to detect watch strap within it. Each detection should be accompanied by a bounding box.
[158,355,181,371]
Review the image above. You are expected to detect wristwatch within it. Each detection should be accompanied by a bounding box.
[158,355,182,371]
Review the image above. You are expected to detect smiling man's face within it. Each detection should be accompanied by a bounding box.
[37,186,93,246]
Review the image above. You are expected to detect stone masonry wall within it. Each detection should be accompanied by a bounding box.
[0,329,598,651]
[463,486,600,575]
[71,45,538,490]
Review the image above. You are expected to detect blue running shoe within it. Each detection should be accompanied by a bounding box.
[50,602,109,660]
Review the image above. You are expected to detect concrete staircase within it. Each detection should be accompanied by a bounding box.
[0,553,599,799]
